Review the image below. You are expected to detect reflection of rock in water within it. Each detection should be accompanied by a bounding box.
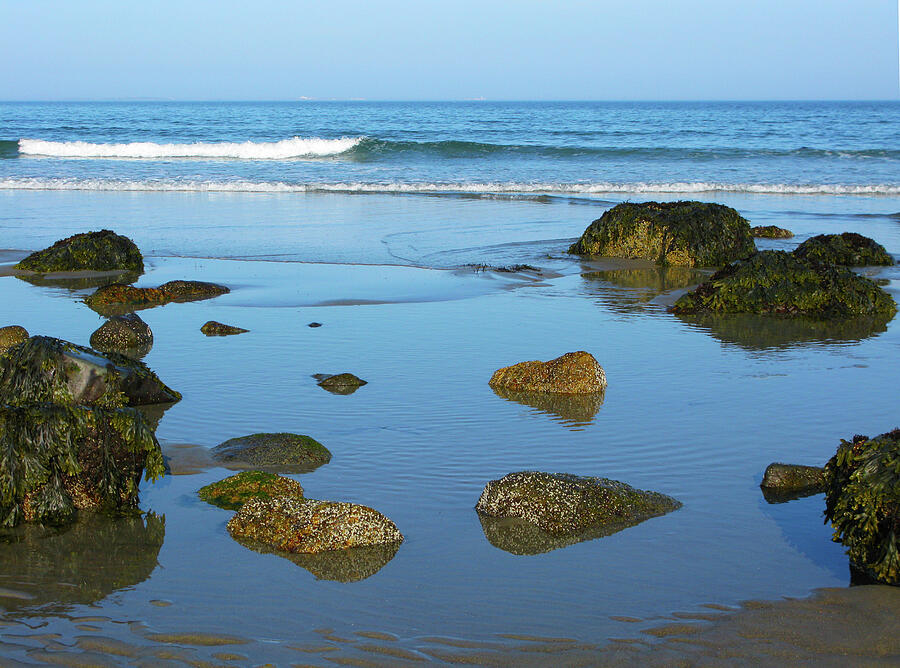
[0,512,164,612]
[16,270,140,292]
[675,312,891,351]
[134,401,177,431]
[232,536,399,583]
[490,386,604,425]
[478,514,639,555]
[582,265,706,314]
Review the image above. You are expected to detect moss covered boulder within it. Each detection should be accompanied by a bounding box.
[89,313,153,358]
[475,471,681,538]
[794,233,893,266]
[201,321,248,336]
[489,351,606,395]
[198,471,304,510]
[85,280,229,316]
[210,433,331,473]
[671,251,897,318]
[824,429,900,585]
[227,496,403,554]
[315,372,367,395]
[0,325,28,356]
[751,225,793,239]
[15,230,144,274]
[760,463,827,503]
[568,201,755,267]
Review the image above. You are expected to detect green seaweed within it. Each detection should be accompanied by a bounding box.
[794,233,893,266]
[198,471,304,510]
[15,230,144,274]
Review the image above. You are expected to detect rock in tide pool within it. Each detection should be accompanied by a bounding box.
[475,471,682,538]
[227,496,403,554]
[89,313,153,357]
[488,351,606,395]
[760,463,827,503]
[201,321,248,336]
[671,251,897,319]
[210,433,332,473]
[15,230,144,274]
[85,280,229,316]
[794,232,893,266]
[0,326,28,356]
[751,225,794,239]
[315,372,367,395]
[568,201,755,267]
[824,429,900,585]
[158,280,230,301]
[198,471,304,511]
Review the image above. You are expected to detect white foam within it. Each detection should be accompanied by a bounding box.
[1,178,898,196]
[17,136,362,159]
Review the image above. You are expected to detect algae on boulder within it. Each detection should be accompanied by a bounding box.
[760,463,827,503]
[210,433,331,473]
[568,201,755,267]
[0,326,28,356]
[671,251,897,319]
[89,313,153,358]
[15,230,144,274]
[198,471,304,511]
[751,225,794,239]
[201,321,248,336]
[794,233,893,266]
[314,373,367,395]
[824,429,900,585]
[489,351,606,395]
[85,280,230,316]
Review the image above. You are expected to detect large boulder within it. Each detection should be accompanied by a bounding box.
[568,201,755,267]
[210,433,332,473]
[671,251,897,318]
[0,325,28,356]
[15,230,144,273]
[227,496,404,554]
[89,313,153,357]
[794,233,893,266]
[198,471,304,511]
[84,280,229,316]
[760,463,827,503]
[489,351,606,394]
[475,471,682,538]
[824,429,900,585]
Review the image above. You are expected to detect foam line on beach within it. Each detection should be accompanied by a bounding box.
[17,136,362,159]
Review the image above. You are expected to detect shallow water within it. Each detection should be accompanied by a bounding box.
[1,188,899,664]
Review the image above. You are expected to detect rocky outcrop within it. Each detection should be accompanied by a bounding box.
[794,233,893,266]
[201,321,248,336]
[84,280,230,316]
[760,463,827,503]
[0,325,28,356]
[314,373,367,395]
[751,225,793,239]
[89,313,153,357]
[824,429,900,585]
[568,201,755,267]
[210,433,332,473]
[198,471,304,511]
[671,251,897,318]
[488,351,606,394]
[15,230,144,273]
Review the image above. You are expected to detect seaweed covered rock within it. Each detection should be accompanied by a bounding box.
[794,233,893,266]
[751,225,794,239]
[671,251,897,318]
[210,433,332,473]
[227,496,404,554]
[85,280,230,316]
[159,280,230,301]
[89,313,153,357]
[198,471,304,510]
[824,429,900,585]
[760,463,827,503]
[475,471,681,537]
[200,321,248,336]
[568,201,755,267]
[15,230,144,274]
[314,372,367,395]
[489,351,606,395]
[0,325,28,356]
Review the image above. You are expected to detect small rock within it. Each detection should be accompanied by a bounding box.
[316,373,367,395]
[15,230,144,273]
[159,280,230,301]
[89,313,153,357]
[210,433,332,473]
[200,321,248,336]
[308,322,323,328]
[751,225,793,239]
[198,471,304,510]
[488,351,606,394]
[760,463,827,503]
[794,232,893,266]
[0,326,29,356]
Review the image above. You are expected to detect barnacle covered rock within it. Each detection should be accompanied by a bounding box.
[475,471,681,537]
[89,313,153,357]
[751,225,794,239]
[200,321,248,336]
[824,429,900,585]
[198,471,304,511]
[15,230,144,273]
[568,201,755,267]
[794,233,893,266]
[489,351,606,395]
[671,251,897,318]
[210,433,331,473]
[0,326,28,356]
[760,463,827,503]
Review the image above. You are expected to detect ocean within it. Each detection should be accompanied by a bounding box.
[0,101,898,664]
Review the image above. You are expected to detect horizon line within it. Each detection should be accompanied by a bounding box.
[1,98,898,104]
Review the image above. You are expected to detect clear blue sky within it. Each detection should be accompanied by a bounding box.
[3,0,897,100]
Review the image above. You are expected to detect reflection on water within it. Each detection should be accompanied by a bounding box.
[232,536,400,583]
[135,401,177,431]
[581,264,706,314]
[479,514,651,556]
[0,512,164,613]
[15,270,140,293]
[490,386,604,426]
[675,312,892,351]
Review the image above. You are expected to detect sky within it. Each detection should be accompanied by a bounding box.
[2,0,898,100]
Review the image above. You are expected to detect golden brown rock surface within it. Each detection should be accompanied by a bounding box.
[488,351,606,394]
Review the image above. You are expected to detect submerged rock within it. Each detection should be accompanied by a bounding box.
[198,471,304,511]
[475,471,681,537]
[751,225,794,239]
[568,201,755,267]
[89,313,153,357]
[824,429,900,585]
[200,321,248,336]
[0,325,28,356]
[227,496,403,554]
[85,280,230,316]
[15,230,144,274]
[760,463,827,503]
[794,233,893,266]
[488,351,606,395]
[671,251,897,318]
[210,432,332,473]
[315,373,367,395]
[490,385,605,424]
